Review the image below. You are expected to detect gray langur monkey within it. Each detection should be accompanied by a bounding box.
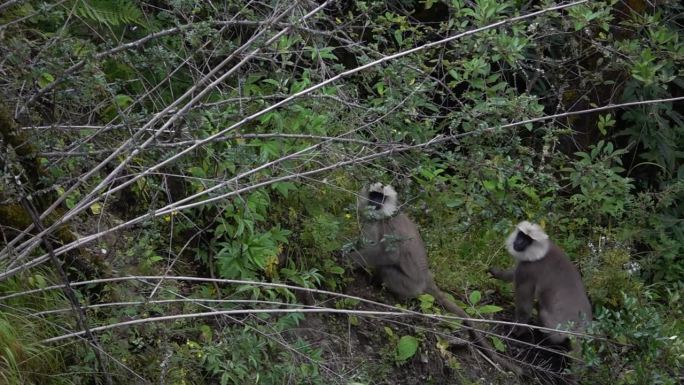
[490,221,592,345]
[350,183,522,375]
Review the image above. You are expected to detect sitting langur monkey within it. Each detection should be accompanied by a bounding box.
[490,221,592,346]
[350,183,521,374]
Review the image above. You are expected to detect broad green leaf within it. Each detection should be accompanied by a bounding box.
[482,180,497,191]
[396,335,419,361]
[262,78,280,87]
[272,182,296,198]
[114,94,133,108]
[478,305,503,314]
[418,293,435,312]
[491,336,505,352]
[90,202,102,214]
[469,290,481,305]
[445,197,464,208]
[188,166,206,178]
[38,72,54,89]
[394,30,403,45]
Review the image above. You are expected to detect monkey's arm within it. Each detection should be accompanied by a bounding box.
[349,240,400,267]
[488,267,515,282]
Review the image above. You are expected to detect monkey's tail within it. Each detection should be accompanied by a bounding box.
[428,285,524,376]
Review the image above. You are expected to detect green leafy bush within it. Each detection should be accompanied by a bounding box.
[583,238,642,307]
[564,141,633,223]
[0,0,682,384]
[579,292,683,385]
[188,324,323,385]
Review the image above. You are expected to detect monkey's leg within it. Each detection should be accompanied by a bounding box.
[513,280,535,336]
[539,311,572,345]
[489,267,515,282]
[378,267,422,298]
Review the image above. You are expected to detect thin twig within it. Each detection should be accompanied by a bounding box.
[35,133,382,157]
[14,177,114,385]
[0,0,22,12]
[42,308,426,343]
[0,1,588,266]
[0,274,598,340]
[0,0,67,30]
[3,95,683,279]
[32,298,326,316]
[0,1,312,262]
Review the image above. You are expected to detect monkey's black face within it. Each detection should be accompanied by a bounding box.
[368,191,385,210]
[513,231,533,252]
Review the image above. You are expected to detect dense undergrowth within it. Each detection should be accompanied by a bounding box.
[0,0,682,384]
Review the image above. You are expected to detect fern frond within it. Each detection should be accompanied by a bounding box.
[76,0,143,27]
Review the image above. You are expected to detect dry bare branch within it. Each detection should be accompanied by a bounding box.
[3,95,680,277]
[0,0,588,267]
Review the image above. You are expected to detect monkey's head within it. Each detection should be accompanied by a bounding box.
[505,221,550,262]
[360,182,399,219]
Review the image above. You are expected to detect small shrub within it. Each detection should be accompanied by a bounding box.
[187,324,324,385]
[583,237,642,307]
[579,292,683,385]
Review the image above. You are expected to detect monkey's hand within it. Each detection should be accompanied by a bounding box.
[341,237,371,256]
[488,267,515,282]
[340,238,370,268]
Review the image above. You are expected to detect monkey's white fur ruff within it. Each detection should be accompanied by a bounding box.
[368,182,399,218]
[506,221,550,262]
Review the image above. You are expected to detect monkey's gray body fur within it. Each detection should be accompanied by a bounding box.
[492,222,592,344]
[352,212,433,298]
[528,243,592,341]
[351,184,522,375]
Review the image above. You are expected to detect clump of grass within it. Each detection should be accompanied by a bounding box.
[0,274,68,385]
[423,222,509,294]
[0,312,62,385]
